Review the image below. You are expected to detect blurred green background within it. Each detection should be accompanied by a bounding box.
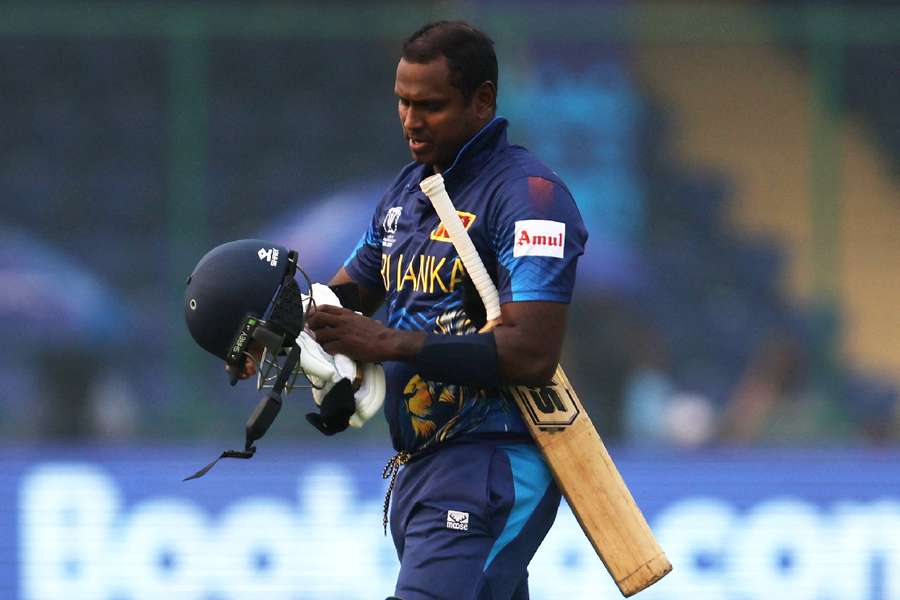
[3,2,900,599]
[2,0,898,447]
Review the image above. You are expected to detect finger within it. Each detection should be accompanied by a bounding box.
[311,326,340,345]
[307,310,343,330]
[308,304,343,317]
[317,304,344,313]
[224,359,256,380]
[319,340,343,356]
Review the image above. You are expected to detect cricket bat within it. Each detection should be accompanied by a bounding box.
[420,174,671,597]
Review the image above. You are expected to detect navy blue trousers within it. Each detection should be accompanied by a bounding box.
[389,440,561,600]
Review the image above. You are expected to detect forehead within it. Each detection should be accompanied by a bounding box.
[394,57,458,99]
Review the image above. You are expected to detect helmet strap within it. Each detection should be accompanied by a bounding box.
[184,343,301,481]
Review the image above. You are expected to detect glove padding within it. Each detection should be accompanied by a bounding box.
[305,379,356,436]
[299,283,385,434]
[349,361,386,428]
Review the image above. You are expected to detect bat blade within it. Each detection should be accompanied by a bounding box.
[506,365,672,596]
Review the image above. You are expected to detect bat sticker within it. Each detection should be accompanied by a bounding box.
[505,382,581,431]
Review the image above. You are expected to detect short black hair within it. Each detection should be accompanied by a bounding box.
[402,21,498,106]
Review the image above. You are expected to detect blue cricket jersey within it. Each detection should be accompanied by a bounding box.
[344,117,587,454]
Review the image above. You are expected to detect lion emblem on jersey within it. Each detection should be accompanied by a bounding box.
[403,374,458,439]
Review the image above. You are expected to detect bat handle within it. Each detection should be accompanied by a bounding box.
[420,174,502,321]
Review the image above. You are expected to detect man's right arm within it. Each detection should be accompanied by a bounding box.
[328,267,385,317]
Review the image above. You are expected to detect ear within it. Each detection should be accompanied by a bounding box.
[472,81,497,120]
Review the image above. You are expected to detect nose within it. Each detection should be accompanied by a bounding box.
[401,105,423,132]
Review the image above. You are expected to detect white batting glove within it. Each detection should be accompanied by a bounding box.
[298,283,384,428]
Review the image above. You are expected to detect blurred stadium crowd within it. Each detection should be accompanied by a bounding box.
[1,0,897,448]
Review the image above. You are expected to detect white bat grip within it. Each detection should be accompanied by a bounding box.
[420,174,502,321]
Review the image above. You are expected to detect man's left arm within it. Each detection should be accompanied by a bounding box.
[493,300,566,385]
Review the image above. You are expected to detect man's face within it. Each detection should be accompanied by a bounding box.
[395,57,493,174]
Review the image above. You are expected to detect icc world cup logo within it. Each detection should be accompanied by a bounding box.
[383,206,402,235]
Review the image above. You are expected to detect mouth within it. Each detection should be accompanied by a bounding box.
[407,135,431,153]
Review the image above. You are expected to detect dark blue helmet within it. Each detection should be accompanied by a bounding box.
[184,239,304,367]
[183,239,312,480]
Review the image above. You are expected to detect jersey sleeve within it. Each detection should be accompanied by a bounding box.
[491,176,587,304]
[343,204,384,292]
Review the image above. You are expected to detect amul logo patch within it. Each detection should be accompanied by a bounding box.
[513,220,565,258]
[258,247,280,267]
[430,211,476,242]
